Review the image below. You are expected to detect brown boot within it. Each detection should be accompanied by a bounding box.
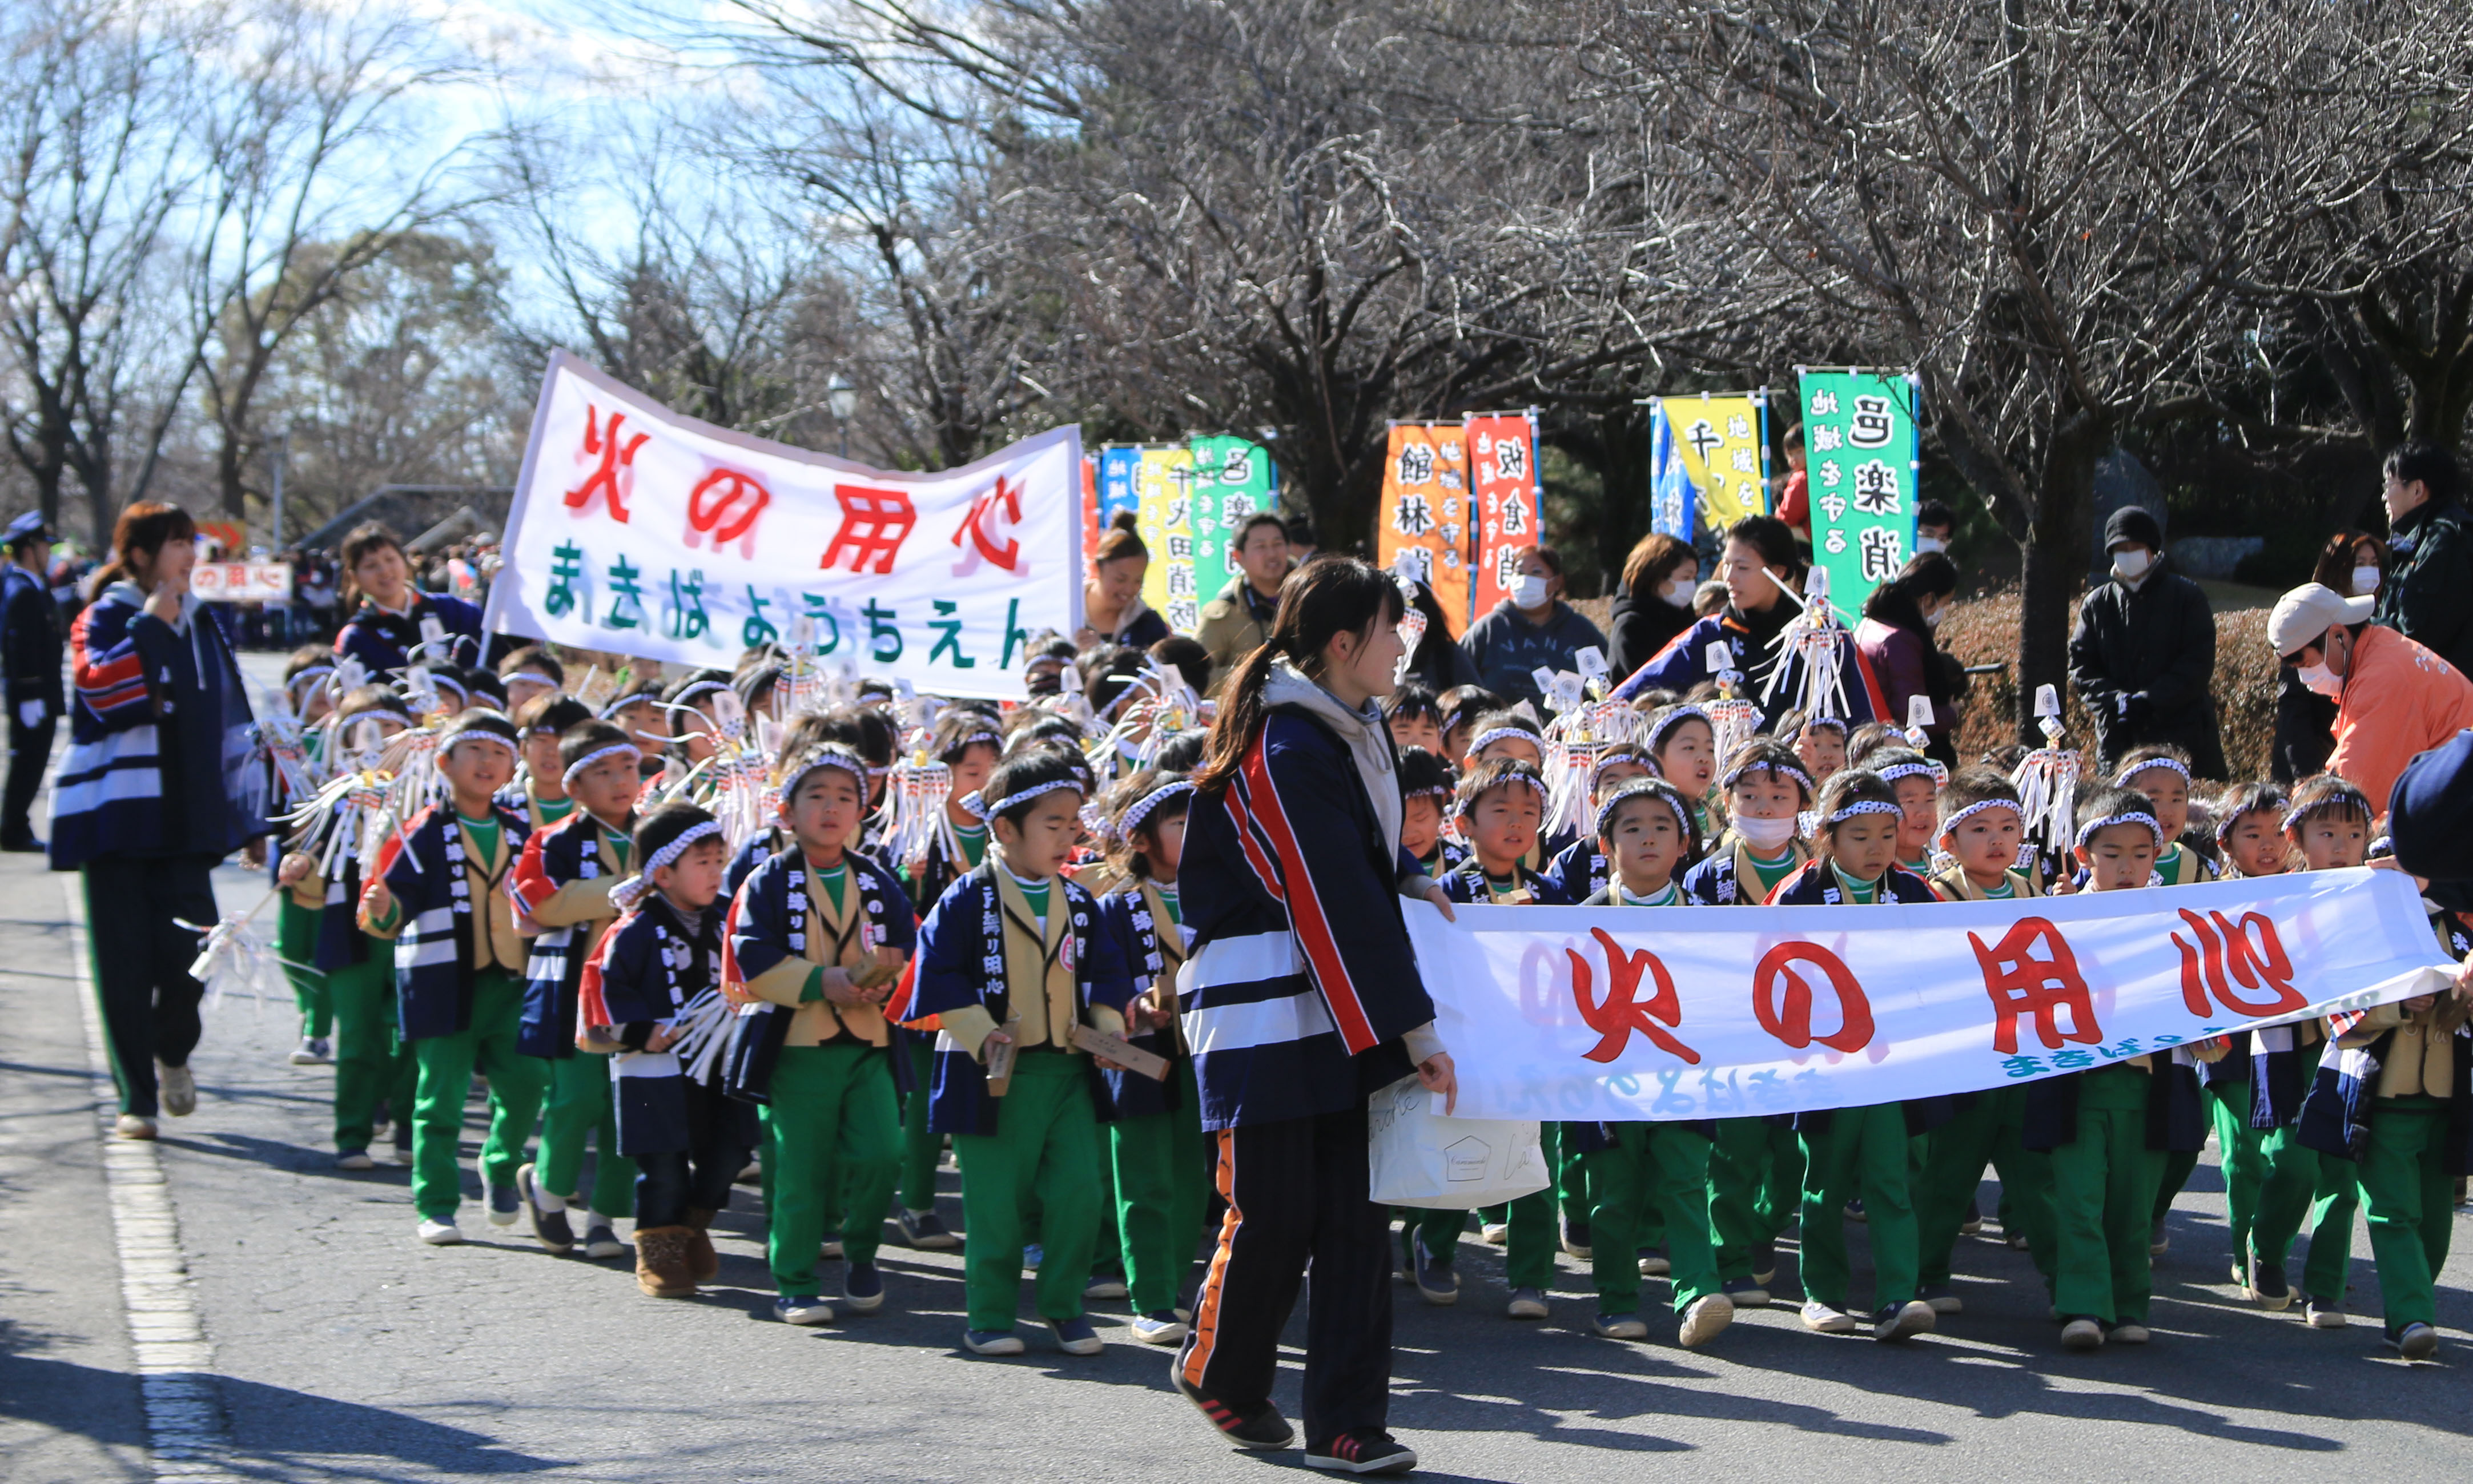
[682,1207,721,1282]
[635,1226,698,1297]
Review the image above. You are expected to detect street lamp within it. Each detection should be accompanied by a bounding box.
[828,378,856,459]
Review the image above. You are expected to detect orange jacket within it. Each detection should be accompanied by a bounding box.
[2328,624,2473,818]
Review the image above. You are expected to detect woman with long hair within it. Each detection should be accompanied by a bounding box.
[1855,552,1965,767]
[1606,532,1700,678]
[1175,557,1458,1475]
[332,522,485,679]
[54,502,267,1139]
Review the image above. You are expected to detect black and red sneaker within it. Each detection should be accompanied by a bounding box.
[1302,1430,1417,1475]
[1173,1372,1294,1450]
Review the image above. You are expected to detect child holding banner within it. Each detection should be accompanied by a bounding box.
[1684,739,1813,1309]
[2122,747,2225,1250]
[1866,750,1944,878]
[1572,778,1733,1349]
[1766,769,1942,1342]
[1915,770,2054,1313]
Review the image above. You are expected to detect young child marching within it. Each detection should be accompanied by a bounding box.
[726,743,918,1324]
[1681,738,1815,1310]
[910,747,1127,1356]
[1571,777,1732,1349]
[1764,768,1943,1342]
[508,719,644,1260]
[2119,746,2222,1248]
[358,710,547,1245]
[1091,770,1211,1345]
[1915,769,2056,1313]
[1422,758,1567,1319]
[578,802,758,1297]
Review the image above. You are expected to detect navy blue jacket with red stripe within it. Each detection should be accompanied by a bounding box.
[1180,710,1434,1131]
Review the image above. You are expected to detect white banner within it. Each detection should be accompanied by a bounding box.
[191,561,291,603]
[486,351,1083,699]
[1406,869,2454,1123]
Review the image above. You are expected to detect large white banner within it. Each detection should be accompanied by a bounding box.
[1406,868,2454,1123]
[486,351,1083,699]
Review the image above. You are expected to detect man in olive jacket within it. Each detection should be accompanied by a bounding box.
[2068,505,2227,778]
[2374,440,2473,682]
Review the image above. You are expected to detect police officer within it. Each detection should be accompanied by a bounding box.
[2,511,62,851]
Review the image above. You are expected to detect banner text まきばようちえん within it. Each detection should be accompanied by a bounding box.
[485,352,1083,699]
[1395,868,2451,1123]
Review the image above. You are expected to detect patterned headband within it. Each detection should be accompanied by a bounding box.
[1451,770,1548,821]
[1117,780,1195,840]
[287,665,333,697]
[1938,798,2021,838]
[644,819,723,875]
[666,680,731,709]
[1825,799,1904,825]
[961,776,1084,822]
[2280,797,2367,836]
[561,742,641,786]
[1646,706,1711,751]
[443,726,518,757]
[1873,761,1939,787]
[1595,779,1688,841]
[1798,715,1848,736]
[1466,726,1542,757]
[1721,757,1813,794]
[943,730,1003,759]
[778,746,871,804]
[2076,810,2164,849]
[2117,756,2191,788]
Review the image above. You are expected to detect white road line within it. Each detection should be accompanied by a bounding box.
[65,878,246,1483]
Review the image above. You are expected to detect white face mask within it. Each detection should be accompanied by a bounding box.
[1510,574,1551,609]
[1915,536,1946,554]
[1924,605,1945,629]
[2111,548,2153,582]
[2296,661,2341,699]
[2353,565,2380,596]
[1733,815,1799,852]
[1663,577,1695,604]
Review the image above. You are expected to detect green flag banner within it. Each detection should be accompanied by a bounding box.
[1187,435,1276,620]
[1797,368,1920,614]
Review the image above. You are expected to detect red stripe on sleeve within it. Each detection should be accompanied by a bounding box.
[1239,741,1378,1054]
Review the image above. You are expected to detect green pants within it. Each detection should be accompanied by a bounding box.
[1916,1085,2054,1287]
[763,1041,900,1294]
[1402,1206,1467,1270]
[1587,1124,1718,1315]
[1798,1103,1920,1312]
[898,1035,943,1211]
[278,898,332,1040]
[1710,1116,1800,1280]
[2049,1067,2164,1325]
[2152,1146,2199,1226]
[537,1051,636,1219]
[408,970,550,1221]
[1557,1131,1593,1232]
[328,951,413,1154]
[953,1052,1102,1330]
[1109,1071,1211,1314]
[2358,1099,2455,1331]
[2204,1080,2269,1272]
[1478,1123,1561,1290]
[2250,1132,2358,1298]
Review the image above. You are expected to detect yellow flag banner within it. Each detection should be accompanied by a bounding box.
[1376,424,1472,634]
[1664,393,1769,529]
[1134,444,1195,621]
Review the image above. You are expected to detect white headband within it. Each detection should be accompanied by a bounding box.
[962,777,1084,822]
[2117,757,2191,788]
[1647,706,1711,751]
[1826,799,1904,825]
[666,679,731,709]
[2076,811,2164,849]
[1595,780,1690,841]
[443,726,518,757]
[1117,780,1194,839]
[2280,797,2367,836]
[287,665,333,697]
[1873,761,1939,787]
[778,746,871,803]
[1466,726,1541,758]
[1938,798,2021,838]
[561,742,641,786]
[1722,757,1813,794]
[944,730,1002,758]
[1451,769,1548,821]
[644,819,723,875]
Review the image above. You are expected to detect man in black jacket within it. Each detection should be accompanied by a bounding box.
[0,512,61,851]
[2067,505,2227,778]
[2374,440,2473,681]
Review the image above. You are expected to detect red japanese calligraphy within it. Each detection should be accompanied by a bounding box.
[2173,908,2307,1019]
[686,468,771,557]
[819,485,918,574]
[1969,916,2104,1055]
[1566,927,1699,1065]
[950,473,1024,573]
[1752,942,1875,1053]
[565,404,648,523]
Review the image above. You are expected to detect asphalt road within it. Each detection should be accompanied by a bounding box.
[6,653,2473,1482]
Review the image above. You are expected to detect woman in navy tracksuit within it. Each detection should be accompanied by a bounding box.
[1173,558,1458,1477]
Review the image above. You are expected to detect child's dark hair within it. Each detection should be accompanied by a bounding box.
[1594,777,1702,860]
[1451,757,1547,822]
[634,801,719,871]
[558,719,636,773]
[1843,722,1901,769]
[1718,738,1813,807]
[1815,769,1901,847]
[282,645,332,685]
[1152,731,1208,773]
[1105,770,1192,880]
[1438,685,1506,737]
[516,693,590,738]
[2282,774,2371,835]
[980,746,1089,826]
[1587,743,1658,797]
[1627,687,1679,717]
[2211,781,2290,843]
[441,707,519,754]
[1866,746,1940,793]
[1005,712,1089,755]
[336,684,412,726]
[1643,703,1711,758]
[1398,745,1456,805]
[2115,744,2195,787]
[497,644,564,685]
[2074,786,2160,849]
[782,703,894,770]
[1939,767,2021,818]
[1384,681,1443,729]
[931,706,1005,765]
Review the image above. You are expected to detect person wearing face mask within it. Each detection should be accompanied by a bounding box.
[1458,544,1608,712]
[1912,500,1956,557]
[2267,581,2473,831]
[1855,552,1967,768]
[2273,531,2391,784]
[1606,532,1702,679]
[2067,505,2227,779]
[2372,440,2473,682]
